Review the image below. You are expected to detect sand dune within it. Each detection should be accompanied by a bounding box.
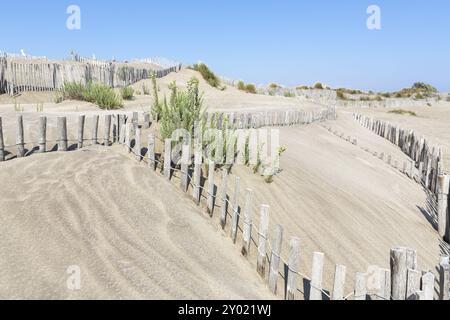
[0,145,273,299]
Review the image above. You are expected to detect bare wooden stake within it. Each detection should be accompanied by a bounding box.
[378,268,391,300]
[192,150,202,205]
[354,272,368,300]
[92,115,99,144]
[104,114,111,146]
[230,176,240,243]
[309,252,324,300]
[268,224,283,294]
[437,175,449,240]
[180,143,190,192]
[57,117,68,152]
[16,115,25,157]
[439,258,449,300]
[78,114,85,149]
[0,117,4,161]
[241,188,253,257]
[390,247,408,300]
[257,205,270,278]
[134,127,141,161]
[286,237,300,300]
[220,169,228,228]
[164,139,172,180]
[332,265,346,300]
[38,116,47,153]
[206,161,215,215]
[421,272,435,300]
[406,268,421,300]
[147,134,156,170]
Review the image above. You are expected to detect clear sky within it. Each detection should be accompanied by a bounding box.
[1,0,450,92]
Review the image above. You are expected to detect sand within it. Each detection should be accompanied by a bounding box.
[0,145,273,299]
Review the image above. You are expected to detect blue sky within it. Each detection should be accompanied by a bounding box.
[1,0,450,91]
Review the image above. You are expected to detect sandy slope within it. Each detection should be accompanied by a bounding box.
[226,112,448,297]
[345,104,450,171]
[0,145,273,299]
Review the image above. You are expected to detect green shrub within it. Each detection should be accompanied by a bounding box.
[314,82,324,90]
[412,82,437,93]
[336,89,346,100]
[237,80,245,91]
[388,109,417,116]
[150,72,162,120]
[283,91,295,98]
[245,84,256,94]
[61,82,85,100]
[414,93,424,100]
[121,86,134,100]
[190,63,221,88]
[58,82,123,109]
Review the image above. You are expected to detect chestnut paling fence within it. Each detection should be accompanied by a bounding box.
[0,109,449,300]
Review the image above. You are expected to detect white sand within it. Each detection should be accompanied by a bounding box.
[0,145,273,299]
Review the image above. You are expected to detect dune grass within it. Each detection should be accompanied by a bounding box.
[388,109,417,116]
[120,86,134,100]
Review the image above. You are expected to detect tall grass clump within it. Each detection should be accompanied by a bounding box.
[160,77,204,139]
[150,72,163,121]
[388,109,417,116]
[57,82,123,109]
[120,86,134,100]
[190,63,222,89]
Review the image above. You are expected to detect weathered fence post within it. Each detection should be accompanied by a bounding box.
[125,122,131,151]
[92,115,99,144]
[268,224,283,294]
[406,268,421,300]
[230,176,240,243]
[220,169,228,228]
[132,111,138,134]
[332,265,346,300]
[354,272,368,300]
[57,117,68,151]
[134,126,141,161]
[16,115,25,157]
[439,256,449,300]
[0,117,4,161]
[104,114,111,146]
[286,237,300,300]
[147,134,155,170]
[257,205,270,278]
[378,268,391,300]
[437,175,449,241]
[309,252,324,300]
[421,272,435,300]
[38,116,47,153]
[78,115,85,149]
[180,143,190,192]
[390,247,412,300]
[207,161,215,215]
[144,112,150,129]
[192,150,202,205]
[164,139,172,180]
[241,188,252,256]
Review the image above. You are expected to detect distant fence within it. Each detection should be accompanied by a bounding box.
[0,109,448,300]
[353,113,450,244]
[0,55,182,96]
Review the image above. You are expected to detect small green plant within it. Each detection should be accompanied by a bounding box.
[314,82,324,90]
[150,72,162,120]
[237,80,245,91]
[190,63,221,88]
[121,86,134,100]
[36,103,44,112]
[414,93,424,100]
[245,84,256,94]
[388,109,417,116]
[336,89,346,100]
[283,91,295,98]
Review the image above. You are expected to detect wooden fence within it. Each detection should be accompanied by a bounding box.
[0,111,448,300]
[353,113,450,243]
[0,55,182,96]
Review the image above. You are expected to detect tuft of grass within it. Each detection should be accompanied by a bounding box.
[120,86,134,100]
[57,82,123,109]
[237,80,245,91]
[190,63,222,88]
[313,82,324,90]
[245,84,256,94]
[36,103,44,112]
[388,109,417,116]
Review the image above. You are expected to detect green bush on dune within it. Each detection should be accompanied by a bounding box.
[56,81,123,109]
[190,63,222,89]
[120,86,135,100]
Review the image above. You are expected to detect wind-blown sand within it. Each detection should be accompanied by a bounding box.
[0,145,273,299]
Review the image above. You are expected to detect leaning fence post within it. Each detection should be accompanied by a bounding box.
[147,134,156,170]
[0,117,4,161]
[390,247,408,300]
[134,126,141,161]
[439,256,449,300]
[332,265,346,300]
[220,169,228,228]
[38,116,47,153]
[104,114,111,146]
[78,114,85,149]
[286,237,300,300]
[192,150,202,205]
[268,224,283,294]
[180,143,190,192]
[437,175,449,241]
[16,115,25,157]
[92,115,99,145]
[164,139,172,180]
[206,161,215,215]
[57,117,68,152]
[257,205,270,278]
[241,188,253,257]
[230,176,240,243]
[354,272,368,300]
[309,252,324,300]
